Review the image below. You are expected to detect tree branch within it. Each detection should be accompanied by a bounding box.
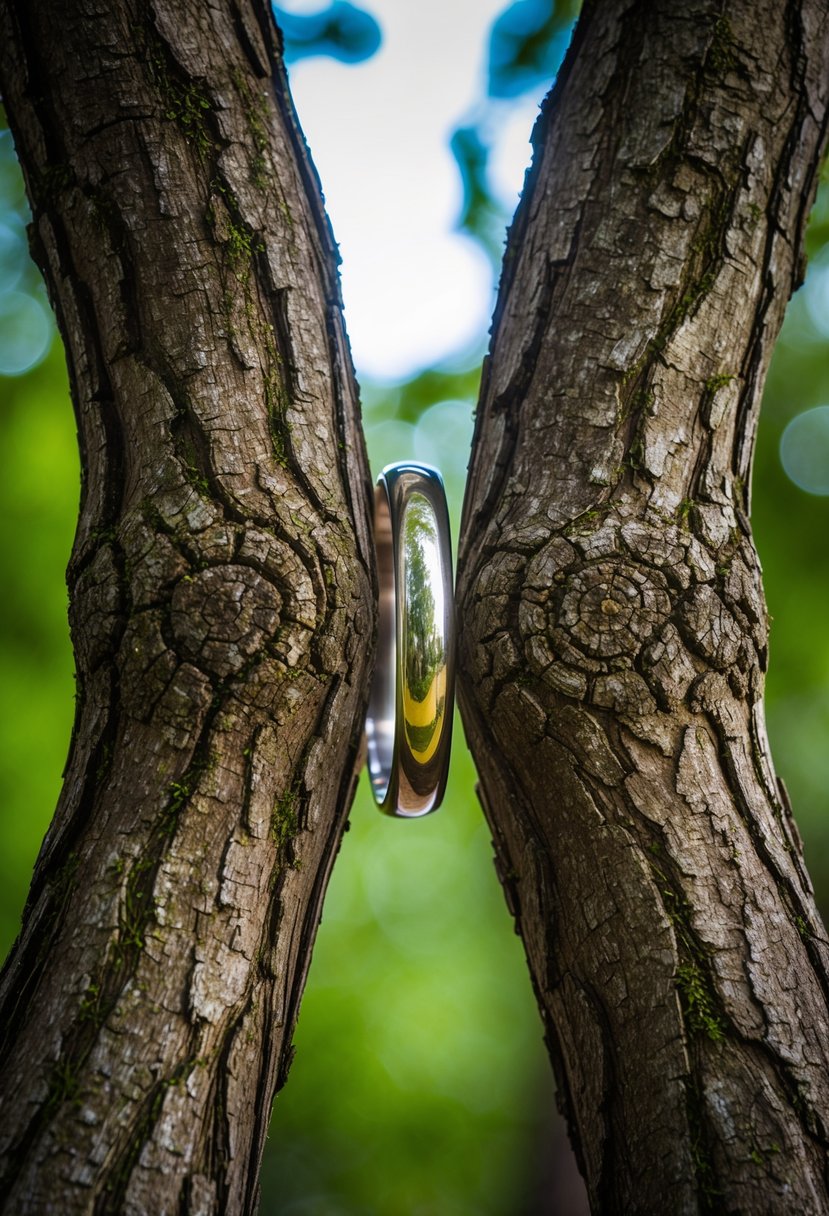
[458,1,829,1210]
[0,1,374,1210]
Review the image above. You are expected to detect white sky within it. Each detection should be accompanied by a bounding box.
[283,0,542,379]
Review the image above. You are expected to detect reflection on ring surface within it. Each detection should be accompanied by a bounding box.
[365,462,455,817]
[401,493,447,768]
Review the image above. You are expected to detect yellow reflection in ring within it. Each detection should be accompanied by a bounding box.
[401,493,447,769]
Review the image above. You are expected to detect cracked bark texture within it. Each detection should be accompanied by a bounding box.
[458,1,829,1213]
[0,1,374,1212]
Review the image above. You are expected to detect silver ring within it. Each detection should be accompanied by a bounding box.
[366,462,455,818]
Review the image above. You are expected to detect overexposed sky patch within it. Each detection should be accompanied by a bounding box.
[282,0,537,378]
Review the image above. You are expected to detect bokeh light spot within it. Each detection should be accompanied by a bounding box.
[414,399,472,464]
[366,419,416,473]
[0,221,27,293]
[0,290,52,376]
[804,258,829,338]
[0,130,27,210]
[780,405,829,495]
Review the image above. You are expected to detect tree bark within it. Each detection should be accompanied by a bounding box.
[458,1,829,1212]
[0,1,374,1212]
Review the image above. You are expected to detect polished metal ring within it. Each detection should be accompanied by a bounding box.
[366,462,455,818]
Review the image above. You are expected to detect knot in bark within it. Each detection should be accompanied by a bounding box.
[518,527,674,708]
[560,560,671,660]
[170,564,282,678]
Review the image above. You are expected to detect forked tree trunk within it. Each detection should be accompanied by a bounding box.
[458,1,829,1212]
[5,0,829,1212]
[0,1,374,1211]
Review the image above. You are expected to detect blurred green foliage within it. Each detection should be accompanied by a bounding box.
[1,6,829,1216]
[0,343,77,955]
[0,111,77,958]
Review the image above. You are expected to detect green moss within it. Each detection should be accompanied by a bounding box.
[168,86,212,156]
[225,218,263,286]
[109,856,126,879]
[670,270,716,331]
[676,498,695,528]
[106,755,215,970]
[706,16,737,78]
[226,221,253,263]
[139,499,165,531]
[177,435,210,496]
[95,739,114,786]
[46,1057,82,1111]
[231,67,272,190]
[267,381,290,462]
[675,962,726,1042]
[749,1141,781,1170]
[704,373,735,394]
[118,857,155,956]
[271,784,300,857]
[162,753,213,836]
[566,501,613,534]
[622,384,654,420]
[184,462,210,496]
[89,524,117,546]
[795,914,812,942]
[626,435,645,472]
[746,202,763,231]
[650,860,728,1044]
[207,176,262,284]
[78,980,103,1024]
[145,35,215,160]
[265,363,291,465]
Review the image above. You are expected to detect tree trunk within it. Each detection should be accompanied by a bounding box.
[458,1,829,1212]
[0,1,374,1212]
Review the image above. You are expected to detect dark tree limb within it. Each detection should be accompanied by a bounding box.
[0,1,374,1211]
[458,1,829,1211]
